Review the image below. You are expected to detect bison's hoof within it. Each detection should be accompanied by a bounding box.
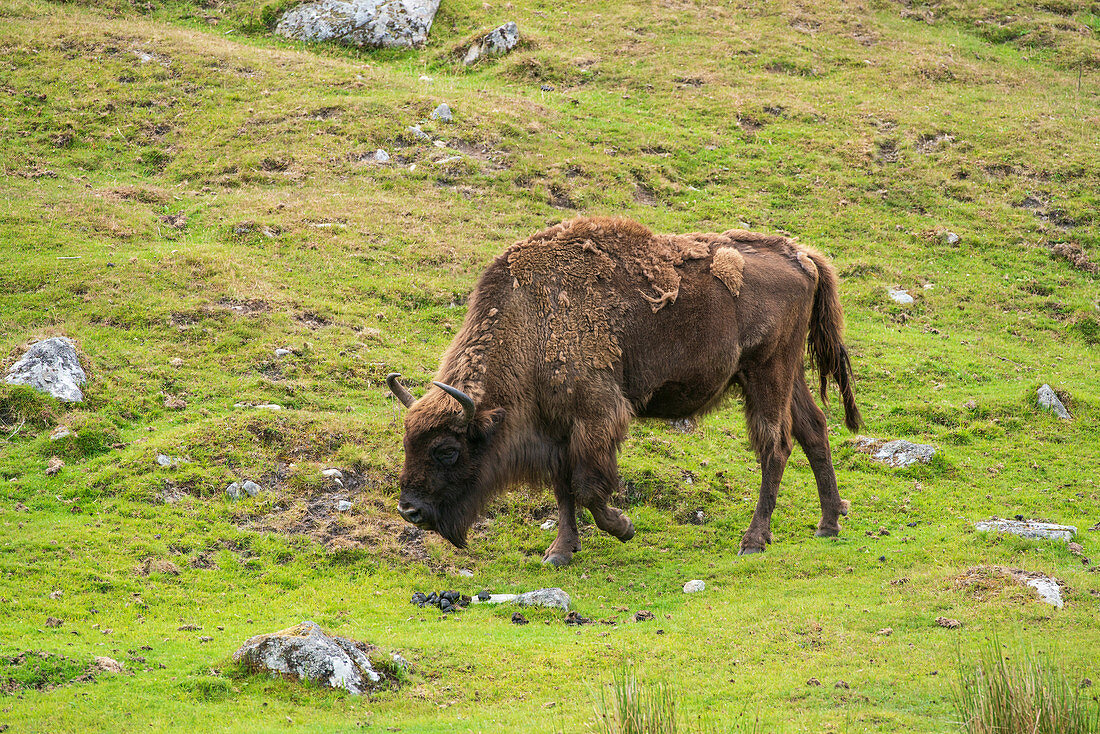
[543,553,573,568]
[737,545,765,556]
[815,527,840,538]
[839,499,851,517]
[617,523,635,542]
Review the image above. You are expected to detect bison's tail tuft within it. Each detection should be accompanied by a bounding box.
[805,249,862,431]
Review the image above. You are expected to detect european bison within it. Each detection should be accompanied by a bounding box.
[388,217,861,565]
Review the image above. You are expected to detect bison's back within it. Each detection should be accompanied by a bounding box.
[485,216,819,420]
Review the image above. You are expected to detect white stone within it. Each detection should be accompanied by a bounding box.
[321,468,344,479]
[1037,384,1071,420]
[373,149,390,163]
[974,519,1076,542]
[1026,577,1063,608]
[335,500,353,511]
[469,593,517,605]
[156,454,174,468]
[275,0,441,49]
[275,348,292,357]
[540,519,557,531]
[233,621,384,695]
[4,337,87,402]
[406,125,430,141]
[888,287,914,305]
[457,568,474,578]
[683,580,705,593]
[255,404,283,410]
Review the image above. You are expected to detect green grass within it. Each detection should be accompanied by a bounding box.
[1,0,1098,731]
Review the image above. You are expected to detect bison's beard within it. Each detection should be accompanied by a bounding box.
[431,496,481,550]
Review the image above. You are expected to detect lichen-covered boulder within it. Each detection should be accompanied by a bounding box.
[275,0,441,48]
[232,621,384,695]
[856,436,935,468]
[4,337,87,402]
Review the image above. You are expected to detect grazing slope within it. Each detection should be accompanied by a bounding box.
[0,0,1097,731]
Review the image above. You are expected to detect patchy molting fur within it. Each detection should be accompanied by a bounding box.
[395,216,861,561]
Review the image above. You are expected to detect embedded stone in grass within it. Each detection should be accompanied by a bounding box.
[46,457,64,476]
[49,426,72,441]
[374,149,390,163]
[462,21,520,66]
[514,588,570,611]
[941,231,960,245]
[335,500,353,512]
[4,337,86,402]
[856,436,935,468]
[1037,384,1071,420]
[225,482,243,500]
[974,519,1076,542]
[274,348,292,358]
[887,287,914,305]
[321,468,344,479]
[241,480,262,497]
[431,103,452,123]
[1025,577,1063,608]
[683,580,705,593]
[233,621,390,695]
[155,453,174,468]
[275,0,441,49]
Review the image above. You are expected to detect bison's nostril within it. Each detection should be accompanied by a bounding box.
[398,504,422,524]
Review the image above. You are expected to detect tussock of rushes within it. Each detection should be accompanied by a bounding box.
[953,640,1100,734]
[592,668,679,734]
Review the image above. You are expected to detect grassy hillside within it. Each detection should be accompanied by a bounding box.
[1,0,1098,731]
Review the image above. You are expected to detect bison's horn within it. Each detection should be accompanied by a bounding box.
[386,373,415,408]
[432,381,476,424]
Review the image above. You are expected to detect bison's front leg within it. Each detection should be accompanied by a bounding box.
[543,475,581,567]
[574,458,635,543]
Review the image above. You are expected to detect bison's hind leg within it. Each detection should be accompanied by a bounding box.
[791,375,848,539]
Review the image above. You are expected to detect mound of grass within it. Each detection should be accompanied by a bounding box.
[0,384,58,428]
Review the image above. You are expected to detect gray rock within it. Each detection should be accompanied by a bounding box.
[431,103,452,123]
[4,337,87,402]
[540,519,557,531]
[1025,576,1063,608]
[275,0,441,48]
[1037,384,1071,420]
[256,404,283,411]
[225,482,244,500]
[683,580,705,593]
[274,348,293,358]
[514,587,570,611]
[406,124,430,141]
[232,620,383,695]
[888,287,914,305]
[373,149,390,163]
[156,454,174,468]
[241,480,262,497]
[335,500,353,511]
[457,568,474,578]
[942,231,960,245]
[391,652,410,671]
[857,436,936,468]
[974,519,1076,542]
[463,21,519,65]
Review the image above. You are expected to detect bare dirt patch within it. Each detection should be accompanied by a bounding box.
[1050,242,1097,274]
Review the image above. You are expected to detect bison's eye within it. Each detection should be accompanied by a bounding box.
[432,444,460,467]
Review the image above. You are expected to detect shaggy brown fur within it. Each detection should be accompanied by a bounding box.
[390,216,861,562]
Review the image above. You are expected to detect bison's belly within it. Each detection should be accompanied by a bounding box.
[634,377,733,419]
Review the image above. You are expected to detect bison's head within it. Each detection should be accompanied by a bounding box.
[387,373,504,548]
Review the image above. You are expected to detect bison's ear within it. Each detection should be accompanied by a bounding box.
[468,407,505,444]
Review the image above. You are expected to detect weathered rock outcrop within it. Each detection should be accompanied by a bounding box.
[233,621,385,695]
[4,337,87,402]
[275,0,441,48]
[462,21,519,65]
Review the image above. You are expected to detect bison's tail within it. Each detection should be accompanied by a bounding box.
[805,249,862,431]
